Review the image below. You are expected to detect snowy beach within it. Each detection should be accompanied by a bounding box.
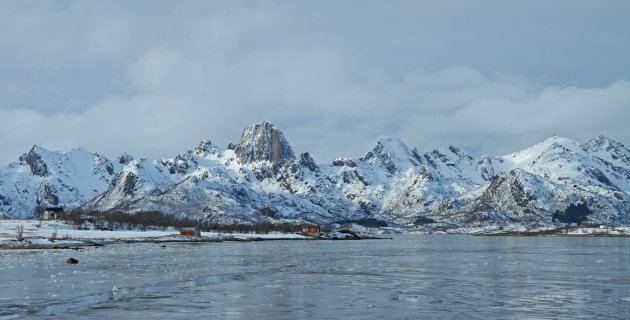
[0,219,311,249]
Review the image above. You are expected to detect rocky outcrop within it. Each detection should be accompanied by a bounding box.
[234,121,295,165]
[38,183,59,206]
[20,146,49,177]
[360,138,422,174]
[299,152,319,172]
[332,158,357,168]
[118,153,134,165]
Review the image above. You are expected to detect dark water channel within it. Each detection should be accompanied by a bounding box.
[1,235,629,319]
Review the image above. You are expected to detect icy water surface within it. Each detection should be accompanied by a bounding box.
[1,235,630,319]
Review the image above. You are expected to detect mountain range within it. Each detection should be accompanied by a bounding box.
[1,121,629,231]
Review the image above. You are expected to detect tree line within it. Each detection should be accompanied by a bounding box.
[552,203,592,225]
[62,208,305,234]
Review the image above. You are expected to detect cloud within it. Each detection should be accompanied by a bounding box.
[2,62,629,166]
[0,1,629,166]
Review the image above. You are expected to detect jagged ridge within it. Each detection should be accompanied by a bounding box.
[1,122,628,231]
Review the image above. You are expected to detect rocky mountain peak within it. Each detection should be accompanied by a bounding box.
[360,137,421,174]
[332,158,357,168]
[193,139,217,156]
[586,135,628,154]
[118,153,134,165]
[587,135,611,148]
[19,145,50,177]
[477,155,496,181]
[299,152,319,172]
[92,152,115,176]
[499,136,580,170]
[544,135,579,150]
[234,121,295,165]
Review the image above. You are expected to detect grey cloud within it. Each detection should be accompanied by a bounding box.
[0,1,629,166]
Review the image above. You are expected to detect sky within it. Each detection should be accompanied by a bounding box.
[1,0,629,166]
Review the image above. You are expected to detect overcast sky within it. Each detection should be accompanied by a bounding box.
[1,0,629,166]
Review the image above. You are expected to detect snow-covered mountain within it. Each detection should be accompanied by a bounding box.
[0,146,123,218]
[414,135,630,229]
[1,121,629,230]
[81,121,370,224]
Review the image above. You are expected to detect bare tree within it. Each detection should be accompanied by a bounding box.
[16,224,24,242]
[34,205,46,219]
[49,228,57,243]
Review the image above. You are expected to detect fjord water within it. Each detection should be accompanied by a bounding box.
[1,235,629,319]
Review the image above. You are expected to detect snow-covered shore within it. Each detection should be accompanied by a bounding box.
[0,219,311,249]
[474,225,630,236]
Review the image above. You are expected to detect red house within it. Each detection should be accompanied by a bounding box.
[302,225,320,237]
[180,227,201,236]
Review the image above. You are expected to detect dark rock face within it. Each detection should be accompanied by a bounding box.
[509,172,536,208]
[122,173,138,197]
[360,142,398,174]
[118,153,134,165]
[20,146,49,177]
[474,173,507,212]
[234,121,295,165]
[105,163,114,175]
[477,156,495,181]
[471,170,545,222]
[0,193,10,206]
[586,136,630,167]
[587,167,613,187]
[254,206,281,219]
[194,140,212,155]
[418,165,432,181]
[168,155,191,175]
[299,152,319,172]
[41,184,59,206]
[36,183,59,206]
[93,153,115,176]
[332,158,357,168]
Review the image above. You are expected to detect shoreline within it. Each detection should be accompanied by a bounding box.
[475,232,630,237]
[0,219,390,250]
[474,226,630,237]
[0,233,386,250]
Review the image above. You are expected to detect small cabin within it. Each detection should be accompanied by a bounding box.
[302,225,320,237]
[180,227,201,236]
[44,207,64,220]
